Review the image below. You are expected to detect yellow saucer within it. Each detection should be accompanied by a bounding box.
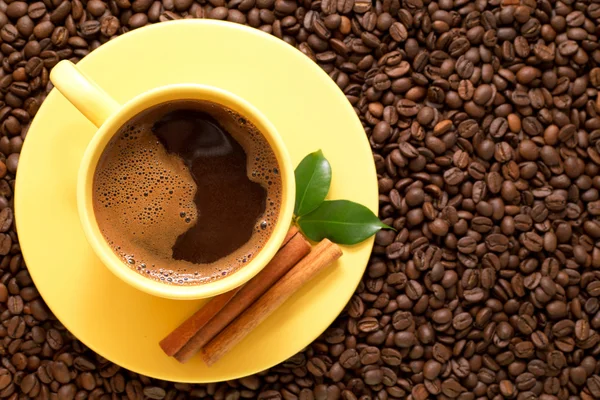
[15,20,377,382]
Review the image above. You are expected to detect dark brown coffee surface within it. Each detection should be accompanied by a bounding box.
[6,0,600,397]
[93,100,281,285]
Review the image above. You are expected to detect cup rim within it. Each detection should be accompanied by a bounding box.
[77,84,295,300]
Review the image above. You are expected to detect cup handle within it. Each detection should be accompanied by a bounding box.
[50,60,121,128]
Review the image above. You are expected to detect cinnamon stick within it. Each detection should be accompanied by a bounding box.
[282,225,300,245]
[200,239,342,366]
[159,287,242,357]
[174,230,311,363]
[159,225,301,357]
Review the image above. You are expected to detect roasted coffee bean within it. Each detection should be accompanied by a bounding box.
[339,349,359,369]
[457,236,476,253]
[359,347,380,365]
[521,232,543,252]
[101,16,120,37]
[144,387,166,400]
[452,312,473,330]
[486,233,509,252]
[307,357,327,377]
[79,21,101,38]
[389,22,407,42]
[588,376,600,398]
[396,99,418,117]
[380,348,401,366]
[444,167,464,185]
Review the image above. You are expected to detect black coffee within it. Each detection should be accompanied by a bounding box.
[92,100,282,285]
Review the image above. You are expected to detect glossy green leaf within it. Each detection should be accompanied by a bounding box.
[297,200,390,245]
[294,150,332,216]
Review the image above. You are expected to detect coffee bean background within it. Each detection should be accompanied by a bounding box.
[2,0,600,398]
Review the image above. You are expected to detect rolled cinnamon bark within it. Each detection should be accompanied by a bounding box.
[159,226,311,362]
[200,239,342,366]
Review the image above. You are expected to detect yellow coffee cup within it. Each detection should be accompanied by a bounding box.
[49,60,295,300]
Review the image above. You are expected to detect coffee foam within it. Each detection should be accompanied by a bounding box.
[92,100,282,285]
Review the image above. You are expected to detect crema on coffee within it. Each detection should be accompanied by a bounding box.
[92,100,282,285]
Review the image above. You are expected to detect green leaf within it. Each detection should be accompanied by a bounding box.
[297,200,390,245]
[294,150,332,216]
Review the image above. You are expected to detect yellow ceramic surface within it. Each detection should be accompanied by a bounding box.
[15,20,377,382]
[49,61,296,300]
